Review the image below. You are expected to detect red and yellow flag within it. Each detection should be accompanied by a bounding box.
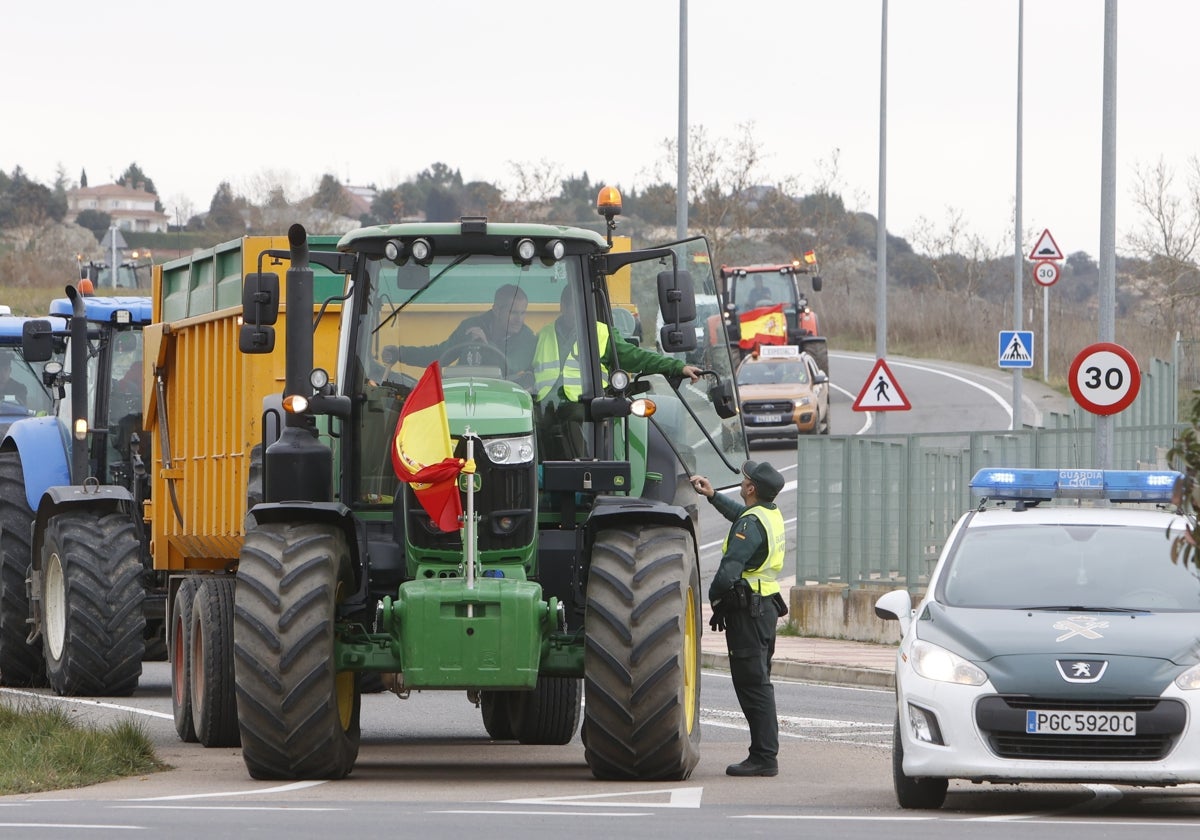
[803,249,817,264]
[738,303,786,350]
[392,362,463,532]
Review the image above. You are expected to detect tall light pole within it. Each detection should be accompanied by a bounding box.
[1096,0,1118,468]
[676,0,689,240]
[875,0,889,435]
[1012,0,1025,430]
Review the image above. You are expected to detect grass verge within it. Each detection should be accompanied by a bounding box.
[0,699,166,794]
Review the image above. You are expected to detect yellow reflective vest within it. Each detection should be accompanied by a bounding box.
[722,504,785,596]
[533,321,610,401]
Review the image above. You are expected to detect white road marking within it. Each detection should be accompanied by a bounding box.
[0,823,144,830]
[126,781,328,801]
[0,687,172,720]
[437,810,649,817]
[503,787,703,808]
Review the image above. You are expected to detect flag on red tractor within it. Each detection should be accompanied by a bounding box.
[738,303,787,350]
[391,361,463,532]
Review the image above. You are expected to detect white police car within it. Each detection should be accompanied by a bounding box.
[875,468,1200,809]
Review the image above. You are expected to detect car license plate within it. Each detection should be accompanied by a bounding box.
[1025,710,1137,736]
[753,414,782,424]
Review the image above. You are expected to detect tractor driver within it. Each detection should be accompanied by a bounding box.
[532,283,702,460]
[384,284,536,389]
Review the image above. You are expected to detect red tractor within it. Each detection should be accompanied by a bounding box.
[718,255,827,375]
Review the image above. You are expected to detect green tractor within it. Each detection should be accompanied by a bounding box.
[235,191,748,781]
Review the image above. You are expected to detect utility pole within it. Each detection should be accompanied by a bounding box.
[676,0,689,241]
[1012,0,1024,430]
[1096,0,1118,468]
[875,0,889,435]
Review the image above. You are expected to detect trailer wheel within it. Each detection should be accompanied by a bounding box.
[171,576,200,742]
[0,450,44,687]
[235,521,360,780]
[41,510,145,696]
[480,690,515,740]
[583,525,701,780]
[191,576,240,748]
[511,677,580,745]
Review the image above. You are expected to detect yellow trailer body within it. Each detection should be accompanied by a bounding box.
[145,235,344,572]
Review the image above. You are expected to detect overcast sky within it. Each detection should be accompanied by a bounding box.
[6,0,1196,260]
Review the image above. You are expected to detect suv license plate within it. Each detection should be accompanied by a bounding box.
[754,414,782,424]
[1025,710,1137,736]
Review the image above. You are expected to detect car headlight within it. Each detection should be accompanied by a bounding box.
[484,435,534,465]
[910,639,987,686]
[1176,663,1200,690]
[797,396,811,407]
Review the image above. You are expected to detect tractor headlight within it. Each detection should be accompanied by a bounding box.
[484,435,534,465]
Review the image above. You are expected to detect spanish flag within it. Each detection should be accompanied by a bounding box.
[803,249,817,264]
[392,362,463,532]
[738,303,786,350]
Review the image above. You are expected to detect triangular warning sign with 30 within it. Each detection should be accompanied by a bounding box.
[853,358,912,412]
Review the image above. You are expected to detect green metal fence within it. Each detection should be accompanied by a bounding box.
[793,357,1185,593]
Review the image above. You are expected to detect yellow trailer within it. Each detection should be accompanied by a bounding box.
[145,234,344,746]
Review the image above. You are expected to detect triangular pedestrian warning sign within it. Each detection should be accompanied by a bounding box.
[1028,229,1063,261]
[853,358,911,412]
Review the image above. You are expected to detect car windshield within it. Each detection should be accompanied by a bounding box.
[940,522,1200,612]
[737,361,807,386]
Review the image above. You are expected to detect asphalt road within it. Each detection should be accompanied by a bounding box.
[4,357,1198,834]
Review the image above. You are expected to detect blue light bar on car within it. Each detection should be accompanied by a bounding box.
[969,468,1182,503]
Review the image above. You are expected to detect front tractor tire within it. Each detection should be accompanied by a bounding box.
[41,510,146,696]
[583,525,702,781]
[0,450,44,687]
[235,522,361,780]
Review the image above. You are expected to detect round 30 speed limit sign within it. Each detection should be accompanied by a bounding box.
[1068,342,1141,415]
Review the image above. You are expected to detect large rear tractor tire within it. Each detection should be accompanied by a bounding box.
[511,677,581,745]
[191,576,240,748]
[235,522,361,780]
[171,577,200,742]
[582,525,702,780]
[41,510,145,696]
[0,450,44,687]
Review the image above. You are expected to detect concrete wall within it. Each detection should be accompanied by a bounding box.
[788,584,911,644]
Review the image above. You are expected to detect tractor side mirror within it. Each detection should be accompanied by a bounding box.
[240,272,279,354]
[657,269,698,353]
[21,319,55,363]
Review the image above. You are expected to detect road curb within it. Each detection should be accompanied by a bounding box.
[701,651,895,690]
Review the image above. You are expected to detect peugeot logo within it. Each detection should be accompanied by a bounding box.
[1055,659,1108,683]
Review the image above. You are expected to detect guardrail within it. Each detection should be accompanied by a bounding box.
[793,357,1185,593]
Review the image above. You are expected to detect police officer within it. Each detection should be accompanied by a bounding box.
[692,460,787,777]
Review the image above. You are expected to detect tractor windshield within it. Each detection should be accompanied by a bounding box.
[730,272,797,314]
[346,236,747,509]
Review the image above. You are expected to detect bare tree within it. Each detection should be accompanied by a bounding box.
[165,194,195,230]
[907,208,1004,297]
[502,159,564,218]
[1126,156,1200,341]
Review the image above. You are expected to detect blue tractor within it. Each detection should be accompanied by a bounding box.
[0,286,155,694]
[0,314,56,436]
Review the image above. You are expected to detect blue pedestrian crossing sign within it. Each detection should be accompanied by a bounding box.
[998,330,1034,369]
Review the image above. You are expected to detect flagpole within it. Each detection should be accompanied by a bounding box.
[463,428,477,615]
